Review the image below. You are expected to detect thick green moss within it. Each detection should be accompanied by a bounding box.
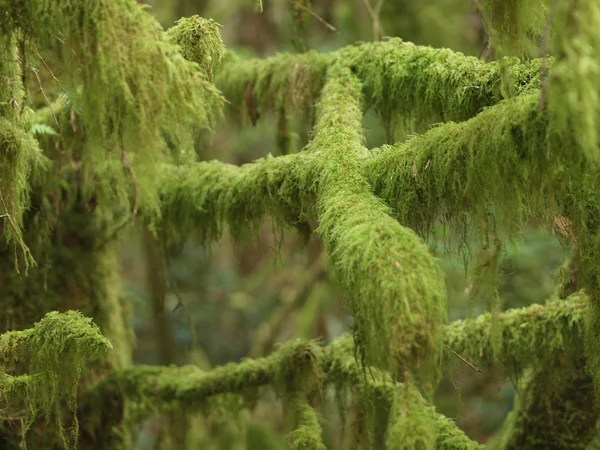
[0,311,112,448]
[286,393,326,450]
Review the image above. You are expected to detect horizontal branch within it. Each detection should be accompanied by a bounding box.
[216,38,547,125]
[85,294,586,447]
[445,293,586,372]
[87,334,481,449]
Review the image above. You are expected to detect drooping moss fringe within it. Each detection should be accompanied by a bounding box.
[0,311,112,448]
[217,38,548,131]
[308,64,446,387]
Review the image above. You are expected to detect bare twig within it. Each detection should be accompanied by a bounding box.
[361,0,386,40]
[294,3,337,33]
[31,43,63,89]
[31,67,59,129]
[445,345,484,373]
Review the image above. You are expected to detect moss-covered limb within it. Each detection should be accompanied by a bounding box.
[286,393,327,450]
[156,151,321,244]
[86,340,323,418]
[217,38,546,128]
[363,92,582,252]
[0,311,112,448]
[488,359,598,449]
[445,293,586,373]
[310,64,446,387]
[337,38,547,137]
[83,335,479,449]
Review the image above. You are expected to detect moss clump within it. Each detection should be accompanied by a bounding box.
[166,16,224,81]
[0,311,112,448]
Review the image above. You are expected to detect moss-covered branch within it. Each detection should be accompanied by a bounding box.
[86,334,481,449]
[0,311,112,447]
[307,64,446,387]
[156,151,321,244]
[445,293,586,373]
[216,38,547,130]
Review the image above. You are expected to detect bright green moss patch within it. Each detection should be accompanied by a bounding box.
[0,311,112,448]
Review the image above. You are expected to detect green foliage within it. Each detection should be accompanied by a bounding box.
[3,0,600,447]
[1,0,224,242]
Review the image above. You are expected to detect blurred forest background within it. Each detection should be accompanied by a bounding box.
[125,0,568,447]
